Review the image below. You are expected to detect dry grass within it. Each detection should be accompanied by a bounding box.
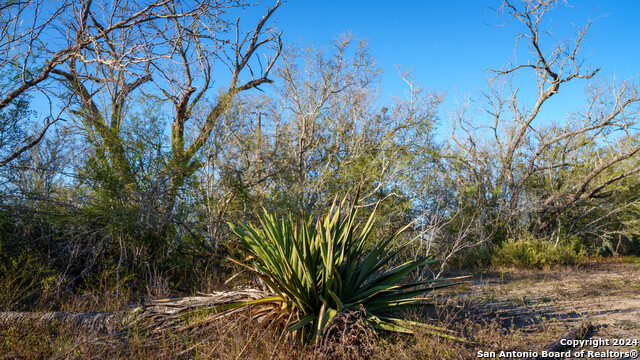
[0,310,305,359]
[0,299,566,360]
[2,259,639,359]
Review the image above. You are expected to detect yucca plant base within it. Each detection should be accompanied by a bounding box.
[221,198,466,345]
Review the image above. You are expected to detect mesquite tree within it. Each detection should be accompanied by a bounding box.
[450,0,640,247]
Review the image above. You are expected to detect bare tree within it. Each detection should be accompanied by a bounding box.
[0,0,218,166]
[0,0,73,165]
[188,36,448,247]
[451,0,640,241]
[43,1,281,198]
[151,0,283,213]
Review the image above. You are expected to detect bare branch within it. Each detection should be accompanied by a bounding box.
[0,117,57,166]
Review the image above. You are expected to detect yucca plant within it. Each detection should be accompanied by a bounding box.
[227,197,464,344]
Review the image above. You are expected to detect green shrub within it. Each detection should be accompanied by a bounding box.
[492,236,585,268]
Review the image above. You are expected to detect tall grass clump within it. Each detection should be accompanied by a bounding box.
[226,195,464,345]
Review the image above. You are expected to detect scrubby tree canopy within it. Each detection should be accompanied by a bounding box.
[0,0,638,310]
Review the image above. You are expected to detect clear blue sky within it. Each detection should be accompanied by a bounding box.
[258,0,640,133]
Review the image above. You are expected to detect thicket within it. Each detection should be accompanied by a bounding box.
[0,0,639,311]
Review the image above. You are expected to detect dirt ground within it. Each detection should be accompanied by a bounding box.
[443,259,640,357]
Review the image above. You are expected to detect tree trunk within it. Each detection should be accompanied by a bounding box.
[0,311,118,335]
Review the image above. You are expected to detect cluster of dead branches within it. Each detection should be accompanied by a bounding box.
[449,0,640,245]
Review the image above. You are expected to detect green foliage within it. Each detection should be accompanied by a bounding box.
[0,251,56,311]
[227,196,463,344]
[448,244,494,269]
[492,236,586,269]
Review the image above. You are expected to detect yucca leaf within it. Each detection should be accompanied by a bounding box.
[288,313,316,332]
[226,194,465,345]
[327,288,344,312]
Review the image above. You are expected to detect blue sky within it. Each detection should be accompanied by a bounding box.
[261,0,640,133]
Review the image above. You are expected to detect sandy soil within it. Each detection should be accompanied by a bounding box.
[446,260,640,357]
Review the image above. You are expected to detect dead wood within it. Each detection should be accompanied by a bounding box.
[523,321,594,359]
[0,288,271,340]
[0,311,119,335]
[543,321,593,353]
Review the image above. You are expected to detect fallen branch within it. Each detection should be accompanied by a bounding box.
[0,311,118,335]
[523,321,593,359]
[0,289,272,339]
[543,321,593,353]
